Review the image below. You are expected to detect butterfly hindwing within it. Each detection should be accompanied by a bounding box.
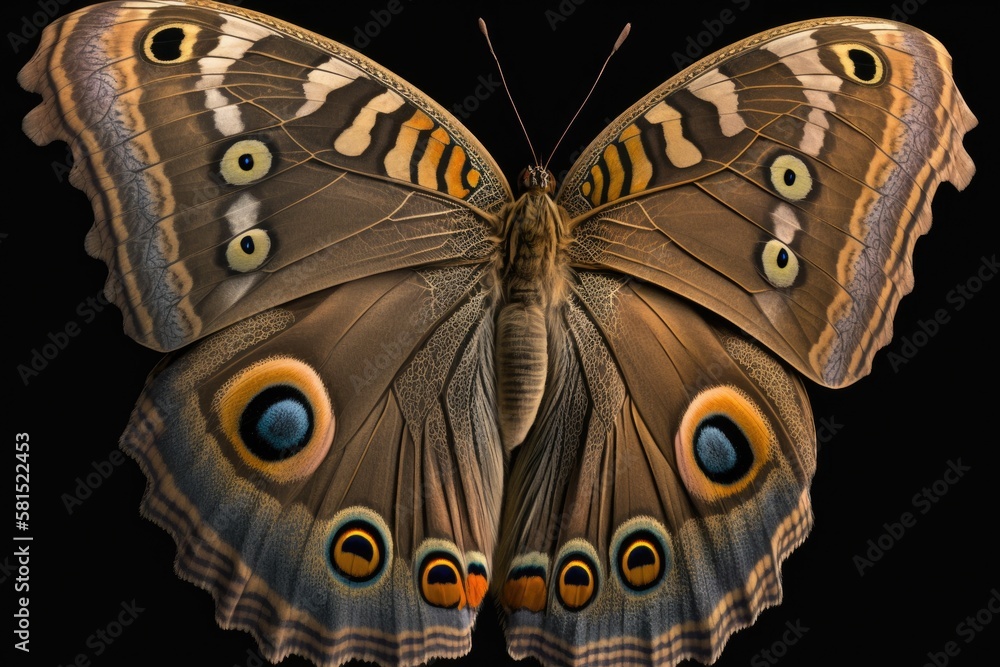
[559,18,976,388]
[497,273,816,665]
[123,265,503,665]
[18,0,509,352]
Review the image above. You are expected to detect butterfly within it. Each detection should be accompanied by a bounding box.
[16,1,981,666]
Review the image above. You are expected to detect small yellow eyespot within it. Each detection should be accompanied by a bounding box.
[761,239,799,288]
[557,558,596,610]
[332,527,382,581]
[220,139,273,185]
[612,519,671,595]
[831,43,886,85]
[225,228,271,273]
[420,556,466,609]
[326,509,392,587]
[142,23,199,64]
[620,538,662,590]
[769,154,813,201]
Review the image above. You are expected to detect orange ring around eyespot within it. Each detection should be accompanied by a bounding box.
[215,356,334,483]
[675,386,773,503]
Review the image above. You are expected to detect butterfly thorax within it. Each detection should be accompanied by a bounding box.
[496,168,570,451]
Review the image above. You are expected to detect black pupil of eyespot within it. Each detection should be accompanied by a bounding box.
[848,48,877,81]
[149,27,184,61]
[240,235,255,254]
[777,247,789,268]
[783,169,795,186]
[238,153,254,171]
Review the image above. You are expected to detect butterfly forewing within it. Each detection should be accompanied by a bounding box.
[558,18,976,388]
[19,0,510,352]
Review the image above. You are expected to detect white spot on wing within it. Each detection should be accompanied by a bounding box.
[296,57,366,118]
[755,291,791,331]
[215,272,259,307]
[333,90,406,157]
[770,203,801,244]
[218,15,272,43]
[203,84,227,109]
[801,90,834,156]
[196,17,274,136]
[764,32,840,157]
[690,68,747,137]
[225,193,261,235]
[763,30,818,58]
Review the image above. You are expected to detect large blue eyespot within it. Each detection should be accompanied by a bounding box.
[693,415,754,484]
[239,385,314,460]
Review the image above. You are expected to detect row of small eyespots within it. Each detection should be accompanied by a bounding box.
[501,527,669,613]
[327,516,489,609]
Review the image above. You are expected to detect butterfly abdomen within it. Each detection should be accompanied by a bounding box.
[496,190,571,450]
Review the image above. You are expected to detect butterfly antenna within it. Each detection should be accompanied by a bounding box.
[479,18,540,166]
[543,23,630,173]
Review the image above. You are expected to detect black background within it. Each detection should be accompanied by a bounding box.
[4,1,997,666]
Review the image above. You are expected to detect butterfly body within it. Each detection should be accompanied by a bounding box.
[495,171,570,449]
[18,2,975,666]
